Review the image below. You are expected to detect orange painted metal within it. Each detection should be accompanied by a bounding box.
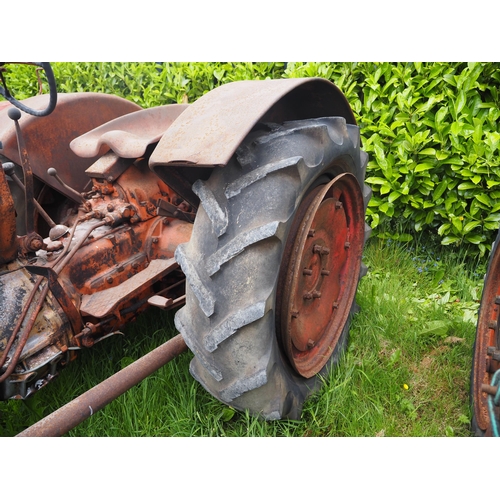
[0,163,18,264]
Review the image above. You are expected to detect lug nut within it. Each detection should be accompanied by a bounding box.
[481,383,498,396]
[291,311,299,318]
[332,302,339,310]
[303,268,313,276]
[313,245,330,255]
[312,291,322,299]
[307,339,315,349]
[344,242,351,249]
[303,292,313,300]
[308,229,316,238]
[321,269,330,276]
[335,201,343,209]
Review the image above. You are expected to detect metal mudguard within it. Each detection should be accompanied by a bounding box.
[69,104,188,159]
[0,93,141,202]
[149,77,356,170]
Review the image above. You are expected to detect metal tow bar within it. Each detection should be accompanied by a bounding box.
[16,334,187,437]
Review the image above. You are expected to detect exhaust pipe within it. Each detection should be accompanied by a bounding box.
[0,163,18,264]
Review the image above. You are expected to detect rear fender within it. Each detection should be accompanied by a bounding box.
[149,77,356,173]
[0,93,141,202]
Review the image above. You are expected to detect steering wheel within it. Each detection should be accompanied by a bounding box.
[0,62,57,117]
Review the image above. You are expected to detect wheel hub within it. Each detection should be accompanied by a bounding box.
[278,172,364,378]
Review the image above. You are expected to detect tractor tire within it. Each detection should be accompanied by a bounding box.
[471,229,500,436]
[174,117,371,419]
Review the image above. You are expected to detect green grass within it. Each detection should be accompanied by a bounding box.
[0,237,485,437]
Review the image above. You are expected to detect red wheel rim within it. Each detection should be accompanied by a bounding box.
[278,173,364,378]
[473,248,500,434]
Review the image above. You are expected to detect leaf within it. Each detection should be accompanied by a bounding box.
[433,180,448,201]
[219,407,236,422]
[366,176,390,186]
[420,148,436,155]
[457,182,477,191]
[420,320,452,338]
[438,223,451,236]
[451,121,463,136]
[475,193,492,206]
[388,191,402,203]
[463,220,481,233]
[465,234,483,244]
[389,349,401,366]
[454,90,467,116]
[415,162,434,172]
[435,150,449,160]
[441,235,460,245]
[451,217,463,232]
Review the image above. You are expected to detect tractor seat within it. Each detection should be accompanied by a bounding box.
[70,104,188,159]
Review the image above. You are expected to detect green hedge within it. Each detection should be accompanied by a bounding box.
[2,62,500,255]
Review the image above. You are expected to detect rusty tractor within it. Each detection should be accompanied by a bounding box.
[0,62,373,427]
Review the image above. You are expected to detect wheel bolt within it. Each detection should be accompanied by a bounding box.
[332,302,339,309]
[291,311,299,318]
[308,229,316,238]
[303,292,313,300]
[488,321,497,329]
[344,241,350,249]
[482,383,498,396]
[321,269,330,276]
[335,201,343,209]
[106,277,113,284]
[313,245,330,255]
[487,347,500,360]
[307,339,315,349]
[312,291,322,299]
[303,268,313,276]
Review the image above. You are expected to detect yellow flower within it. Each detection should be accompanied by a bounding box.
[403,384,409,390]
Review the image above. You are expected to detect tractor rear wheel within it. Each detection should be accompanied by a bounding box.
[471,229,500,436]
[174,117,371,419]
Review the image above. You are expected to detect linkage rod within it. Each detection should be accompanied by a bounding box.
[17,334,187,437]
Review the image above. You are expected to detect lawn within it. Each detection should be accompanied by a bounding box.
[0,236,484,437]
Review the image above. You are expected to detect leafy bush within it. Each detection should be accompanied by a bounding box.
[284,62,500,255]
[2,62,500,254]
